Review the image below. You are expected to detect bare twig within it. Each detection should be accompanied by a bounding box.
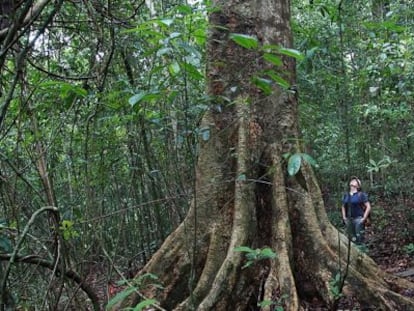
[0,253,101,311]
[0,206,58,308]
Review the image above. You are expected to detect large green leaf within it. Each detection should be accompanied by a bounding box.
[193,28,206,45]
[252,77,272,95]
[263,53,282,66]
[288,153,302,176]
[128,92,147,107]
[258,247,277,259]
[180,62,204,80]
[229,33,259,49]
[234,246,254,253]
[168,62,181,75]
[106,287,137,310]
[278,47,304,61]
[128,92,161,107]
[265,70,290,89]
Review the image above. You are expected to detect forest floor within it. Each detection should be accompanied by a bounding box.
[308,197,414,310]
[361,197,414,284]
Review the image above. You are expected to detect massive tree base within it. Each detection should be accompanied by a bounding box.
[113,128,414,310]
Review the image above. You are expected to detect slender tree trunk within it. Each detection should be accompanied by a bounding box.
[115,0,414,310]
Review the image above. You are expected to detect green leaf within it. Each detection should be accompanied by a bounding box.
[133,299,157,311]
[156,47,172,56]
[106,287,137,310]
[305,46,319,59]
[180,62,204,81]
[129,92,147,107]
[135,272,160,285]
[129,92,161,107]
[252,77,272,95]
[259,247,277,259]
[176,4,192,14]
[194,28,206,45]
[265,70,290,89]
[234,246,253,253]
[288,153,302,176]
[229,33,259,49]
[169,32,182,39]
[301,153,319,168]
[160,19,174,27]
[0,236,12,253]
[168,62,181,75]
[143,92,161,102]
[282,152,291,160]
[335,272,341,282]
[262,44,279,51]
[263,53,282,66]
[278,47,304,61]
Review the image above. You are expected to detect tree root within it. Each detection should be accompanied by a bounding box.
[114,153,414,311]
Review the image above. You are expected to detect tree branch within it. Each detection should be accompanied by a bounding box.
[0,253,101,310]
[27,57,97,81]
[0,0,50,42]
[0,206,58,308]
[0,0,63,131]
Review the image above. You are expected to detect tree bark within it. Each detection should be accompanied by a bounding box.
[114,0,414,310]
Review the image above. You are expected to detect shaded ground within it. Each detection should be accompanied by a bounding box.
[366,198,414,283]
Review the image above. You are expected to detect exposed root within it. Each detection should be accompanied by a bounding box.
[261,147,299,310]
[197,98,255,310]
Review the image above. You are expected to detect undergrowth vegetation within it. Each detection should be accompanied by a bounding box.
[0,0,413,309]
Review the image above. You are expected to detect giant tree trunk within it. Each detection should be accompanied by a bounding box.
[115,0,414,309]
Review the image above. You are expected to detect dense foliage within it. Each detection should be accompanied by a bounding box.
[295,0,414,197]
[0,0,413,309]
[0,0,207,308]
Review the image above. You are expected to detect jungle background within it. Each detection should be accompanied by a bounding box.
[0,0,413,309]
